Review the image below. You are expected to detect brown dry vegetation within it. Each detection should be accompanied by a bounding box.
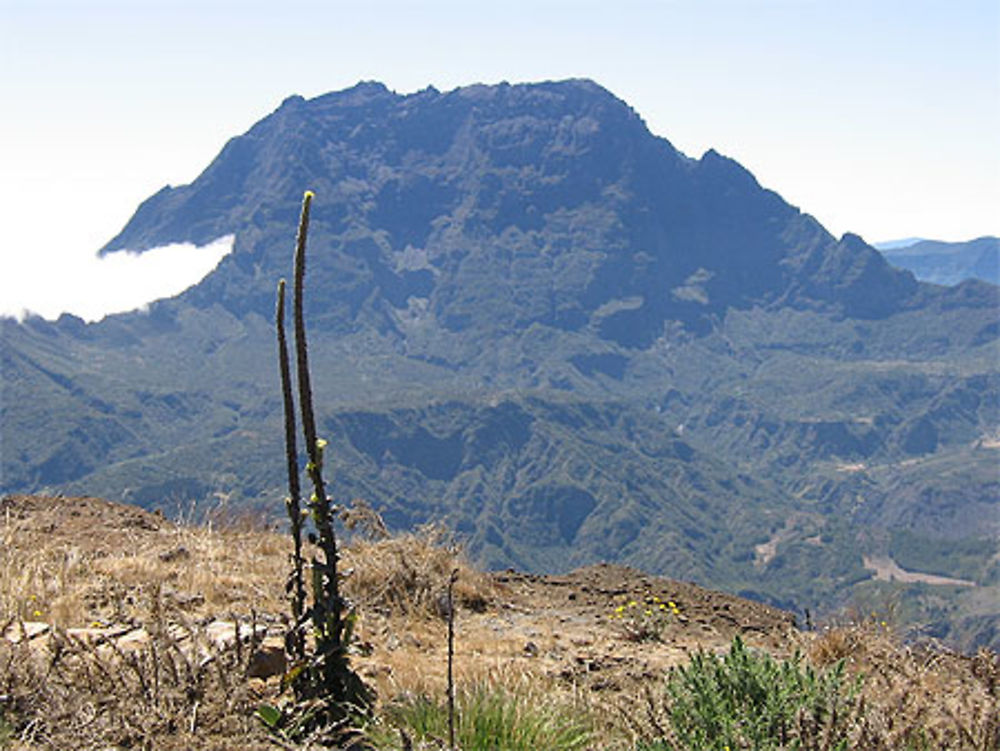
[1,494,997,750]
[808,625,1000,749]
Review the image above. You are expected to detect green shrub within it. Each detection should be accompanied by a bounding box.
[633,636,861,750]
[376,684,593,751]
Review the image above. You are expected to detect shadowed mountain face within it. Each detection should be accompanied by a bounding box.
[100,80,924,340]
[4,80,998,649]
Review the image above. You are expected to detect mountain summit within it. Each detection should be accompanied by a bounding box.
[4,80,997,649]
[102,79,927,341]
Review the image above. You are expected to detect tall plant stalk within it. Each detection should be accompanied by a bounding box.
[447,568,458,750]
[268,191,372,742]
[292,191,347,665]
[275,279,306,662]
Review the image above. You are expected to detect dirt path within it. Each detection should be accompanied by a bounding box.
[863,555,977,588]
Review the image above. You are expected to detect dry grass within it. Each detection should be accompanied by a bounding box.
[0,499,288,749]
[1,614,273,750]
[808,623,1000,749]
[3,495,998,750]
[1,497,505,749]
[1,502,289,629]
[342,524,496,618]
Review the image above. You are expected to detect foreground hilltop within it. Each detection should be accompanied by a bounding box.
[1,494,997,749]
[3,79,997,649]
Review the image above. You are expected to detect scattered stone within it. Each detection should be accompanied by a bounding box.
[114,627,152,652]
[158,545,190,563]
[3,621,50,643]
[205,619,268,649]
[162,586,205,609]
[248,636,286,679]
[65,625,132,645]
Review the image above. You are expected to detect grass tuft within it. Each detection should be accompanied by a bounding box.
[343,524,496,619]
[373,681,594,751]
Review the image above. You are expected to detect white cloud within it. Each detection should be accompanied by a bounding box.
[0,235,234,323]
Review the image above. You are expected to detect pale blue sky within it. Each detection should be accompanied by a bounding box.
[1,0,998,319]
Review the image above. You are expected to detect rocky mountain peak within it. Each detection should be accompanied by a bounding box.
[95,78,940,343]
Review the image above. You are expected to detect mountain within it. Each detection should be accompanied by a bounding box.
[874,237,925,251]
[2,80,998,649]
[878,236,999,286]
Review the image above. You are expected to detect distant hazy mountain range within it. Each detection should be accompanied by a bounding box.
[3,80,997,649]
[875,237,999,286]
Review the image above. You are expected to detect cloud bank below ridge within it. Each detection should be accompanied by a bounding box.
[1,235,234,323]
